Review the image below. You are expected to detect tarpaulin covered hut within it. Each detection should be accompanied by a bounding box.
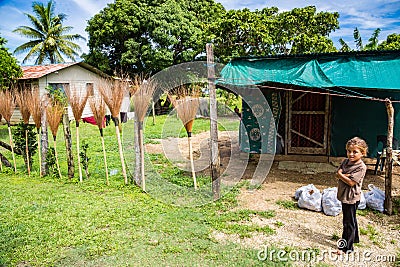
[219,50,400,158]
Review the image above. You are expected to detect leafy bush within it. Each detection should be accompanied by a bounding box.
[12,121,37,169]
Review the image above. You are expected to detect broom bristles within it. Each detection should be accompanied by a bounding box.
[169,87,200,133]
[134,79,157,122]
[97,77,127,118]
[46,99,64,139]
[0,89,16,123]
[89,96,106,130]
[16,86,32,124]
[29,88,43,129]
[65,85,89,123]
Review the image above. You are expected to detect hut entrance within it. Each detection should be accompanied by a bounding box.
[286,91,330,155]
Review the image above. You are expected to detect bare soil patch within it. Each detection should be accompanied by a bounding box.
[146,131,400,266]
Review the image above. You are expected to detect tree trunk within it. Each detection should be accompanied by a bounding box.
[41,104,48,176]
[62,110,74,179]
[384,99,394,215]
[0,152,12,168]
[134,114,141,186]
[207,43,220,200]
[0,140,22,154]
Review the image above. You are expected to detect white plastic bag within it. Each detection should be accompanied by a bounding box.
[365,184,385,212]
[322,187,342,216]
[358,191,366,210]
[294,184,315,200]
[297,185,322,212]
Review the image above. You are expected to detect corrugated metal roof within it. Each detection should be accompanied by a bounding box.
[20,63,76,79]
[19,62,110,80]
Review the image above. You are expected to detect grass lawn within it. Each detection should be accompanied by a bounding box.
[0,115,286,266]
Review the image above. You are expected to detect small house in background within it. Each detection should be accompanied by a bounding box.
[1,62,130,125]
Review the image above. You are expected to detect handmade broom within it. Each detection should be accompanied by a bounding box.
[169,87,200,190]
[28,88,42,176]
[133,78,156,191]
[89,96,109,185]
[16,87,32,176]
[65,86,89,182]
[98,78,128,184]
[0,89,17,173]
[46,98,64,178]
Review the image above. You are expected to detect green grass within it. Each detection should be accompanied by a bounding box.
[0,118,286,266]
[359,224,384,248]
[276,200,299,210]
[143,114,240,140]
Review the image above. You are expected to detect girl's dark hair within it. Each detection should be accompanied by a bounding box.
[346,137,368,156]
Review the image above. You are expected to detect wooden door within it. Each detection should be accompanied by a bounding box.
[286,91,330,154]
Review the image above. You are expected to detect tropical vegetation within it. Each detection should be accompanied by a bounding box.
[13,0,85,64]
[0,35,22,89]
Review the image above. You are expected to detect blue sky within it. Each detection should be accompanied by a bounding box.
[1,0,400,64]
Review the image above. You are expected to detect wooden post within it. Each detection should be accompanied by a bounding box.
[134,113,142,186]
[62,110,74,179]
[152,101,156,125]
[384,99,394,215]
[207,43,220,200]
[40,108,48,176]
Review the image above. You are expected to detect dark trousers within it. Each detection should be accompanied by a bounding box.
[341,201,360,252]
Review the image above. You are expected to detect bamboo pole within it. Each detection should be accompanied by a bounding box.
[98,78,128,184]
[89,96,109,185]
[139,122,145,191]
[46,99,64,179]
[100,129,109,186]
[114,119,128,184]
[133,77,156,191]
[76,125,83,182]
[384,99,394,215]
[188,135,197,190]
[169,91,199,190]
[37,128,42,176]
[207,43,220,200]
[25,129,30,176]
[53,137,62,179]
[17,88,33,175]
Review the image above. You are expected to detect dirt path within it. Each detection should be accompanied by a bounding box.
[146,131,400,266]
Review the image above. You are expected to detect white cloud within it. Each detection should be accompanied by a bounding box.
[70,0,110,16]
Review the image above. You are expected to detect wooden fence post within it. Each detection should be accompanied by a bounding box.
[384,98,394,215]
[206,43,220,200]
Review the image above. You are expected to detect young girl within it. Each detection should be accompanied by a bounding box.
[336,137,368,254]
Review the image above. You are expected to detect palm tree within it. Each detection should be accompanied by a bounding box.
[338,27,381,52]
[13,0,85,64]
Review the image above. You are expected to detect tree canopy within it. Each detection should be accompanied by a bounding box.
[211,6,339,61]
[378,33,400,50]
[0,35,22,89]
[84,0,224,75]
[13,0,85,64]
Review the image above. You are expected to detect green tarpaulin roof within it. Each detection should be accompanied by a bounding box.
[220,50,400,90]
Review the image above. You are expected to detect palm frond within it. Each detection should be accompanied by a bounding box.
[353,27,363,50]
